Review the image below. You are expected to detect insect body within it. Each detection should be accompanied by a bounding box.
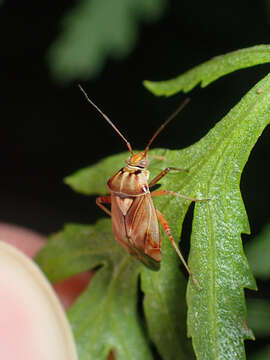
[79,85,207,286]
[107,153,161,270]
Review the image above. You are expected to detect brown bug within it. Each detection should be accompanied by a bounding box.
[79,85,207,287]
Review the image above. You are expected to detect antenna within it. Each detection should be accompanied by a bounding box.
[143,98,190,155]
[78,84,133,154]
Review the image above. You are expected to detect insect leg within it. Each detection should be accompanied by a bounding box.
[156,209,201,290]
[96,196,112,216]
[151,189,209,202]
[149,167,188,188]
[148,154,166,161]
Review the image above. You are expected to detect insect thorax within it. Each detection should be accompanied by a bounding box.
[107,167,150,196]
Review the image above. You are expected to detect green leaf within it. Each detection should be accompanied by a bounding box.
[41,72,270,359]
[184,72,270,358]
[36,220,153,360]
[40,153,195,360]
[38,47,270,359]
[245,223,270,279]
[247,299,270,337]
[48,0,165,82]
[144,44,270,96]
[141,265,195,360]
[65,152,129,196]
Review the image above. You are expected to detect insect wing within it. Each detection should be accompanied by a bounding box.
[111,193,161,270]
[110,193,132,254]
[126,194,161,260]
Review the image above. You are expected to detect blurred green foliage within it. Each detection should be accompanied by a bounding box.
[246,223,270,279]
[247,299,270,337]
[245,226,270,359]
[48,0,166,82]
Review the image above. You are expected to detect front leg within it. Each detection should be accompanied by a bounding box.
[96,195,112,216]
[149,167,188,188]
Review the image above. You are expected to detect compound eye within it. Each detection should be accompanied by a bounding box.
[139,160,147,168]
[125,156,131,164]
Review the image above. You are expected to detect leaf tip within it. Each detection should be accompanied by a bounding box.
[143,79,154,91]
[63,174,74,188]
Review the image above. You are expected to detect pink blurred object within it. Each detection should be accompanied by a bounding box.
[0,223,45,257]
[0,239,78,360]
[0,223,94,359]
[0,223,92,309]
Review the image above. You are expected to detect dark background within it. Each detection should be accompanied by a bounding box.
[1,0,270,236]
[1,0,270,357]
